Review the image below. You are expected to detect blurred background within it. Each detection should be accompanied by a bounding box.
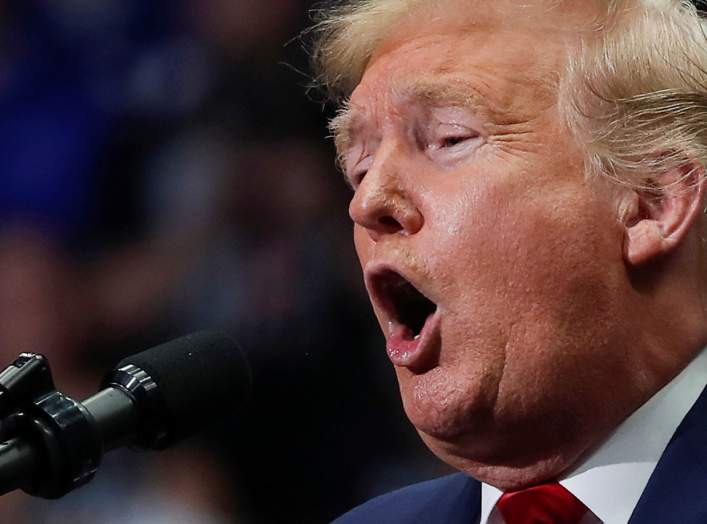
[0,0,447,522]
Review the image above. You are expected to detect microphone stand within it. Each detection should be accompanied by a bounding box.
[0,354,102,498]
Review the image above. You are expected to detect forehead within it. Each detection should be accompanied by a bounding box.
[348,5,572,121]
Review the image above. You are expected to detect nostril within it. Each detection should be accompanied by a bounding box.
[378,216,402,232]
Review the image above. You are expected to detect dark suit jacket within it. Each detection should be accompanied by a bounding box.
[333,386,707,523]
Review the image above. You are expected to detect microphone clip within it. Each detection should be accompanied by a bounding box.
[0,353,102,498]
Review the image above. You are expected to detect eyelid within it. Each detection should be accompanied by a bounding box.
[427,123,481,150]
[437,123,479,139]
[343,144,363,173]
[350,155,373,187]
[438,122,476,132]
[344,146,372,188]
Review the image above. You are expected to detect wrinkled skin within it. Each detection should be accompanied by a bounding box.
[341,4,707,489]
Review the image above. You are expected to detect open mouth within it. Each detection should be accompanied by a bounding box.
[371,270,438,340]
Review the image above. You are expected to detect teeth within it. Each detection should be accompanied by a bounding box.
[414,334,421,341]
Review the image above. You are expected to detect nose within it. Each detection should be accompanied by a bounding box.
[348,145,423,241]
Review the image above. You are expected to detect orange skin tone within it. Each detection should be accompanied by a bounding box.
[341,3,707,489]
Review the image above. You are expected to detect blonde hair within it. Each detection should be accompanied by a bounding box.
[311,0,707,191]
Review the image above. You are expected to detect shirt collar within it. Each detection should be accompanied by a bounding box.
[480,347,707,524]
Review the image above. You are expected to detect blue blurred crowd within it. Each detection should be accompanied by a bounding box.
[0,1,446,522]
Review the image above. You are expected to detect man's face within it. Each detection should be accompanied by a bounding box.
[341,7,638,486]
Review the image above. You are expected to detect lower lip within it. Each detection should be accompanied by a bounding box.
[386,312,441,370]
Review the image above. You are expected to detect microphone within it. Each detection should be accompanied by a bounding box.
[0,332,251,499]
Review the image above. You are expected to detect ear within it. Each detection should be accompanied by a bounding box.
[622,162,706,267]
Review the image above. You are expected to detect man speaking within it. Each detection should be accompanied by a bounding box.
[311,0,707,522]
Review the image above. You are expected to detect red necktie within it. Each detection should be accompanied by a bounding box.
[496,483,589,524]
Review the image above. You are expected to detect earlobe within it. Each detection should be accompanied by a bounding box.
[622,163,706,267]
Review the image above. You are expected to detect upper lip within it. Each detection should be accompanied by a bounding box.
[364,263,438,338]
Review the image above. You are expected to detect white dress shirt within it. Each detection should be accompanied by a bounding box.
[479,347,707,524]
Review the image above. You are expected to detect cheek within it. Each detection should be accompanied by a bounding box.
[420,183,521,304]
[399,187,625,435]
[424,177,624,364]
[426,176,614,294]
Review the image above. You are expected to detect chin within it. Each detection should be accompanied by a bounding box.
[411,395,598,491]
[396,365,493,442]
[418,427,584,490]
[405,409,473,442]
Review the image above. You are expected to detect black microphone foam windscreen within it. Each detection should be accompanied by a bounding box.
[116,331,252,445]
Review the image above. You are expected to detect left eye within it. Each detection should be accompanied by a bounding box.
[440,136,471,148]
[429,133,479,152]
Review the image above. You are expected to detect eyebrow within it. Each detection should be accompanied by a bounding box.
[400,78,492,112]
[330,77,492,159]
[329,101,362,167]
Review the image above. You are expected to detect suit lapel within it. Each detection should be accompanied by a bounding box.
[629,385,707,523]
